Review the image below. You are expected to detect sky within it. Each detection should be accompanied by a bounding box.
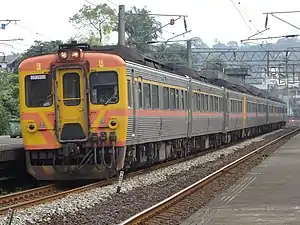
[1,0,300,55]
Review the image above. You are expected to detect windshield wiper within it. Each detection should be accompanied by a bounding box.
[104,88,117,105]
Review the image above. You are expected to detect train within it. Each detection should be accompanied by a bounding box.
[18,42,287,180]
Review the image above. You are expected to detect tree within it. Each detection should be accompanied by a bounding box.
[0,72,19,134]
[151,43,187,66]
[69,4,117,45]
[125,6,162,53]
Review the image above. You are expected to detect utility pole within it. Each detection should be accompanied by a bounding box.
[118,5,125,46]
[187,39,192,68]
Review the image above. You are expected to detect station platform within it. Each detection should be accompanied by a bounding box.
[181,132,300,225]
[0,136,23,162]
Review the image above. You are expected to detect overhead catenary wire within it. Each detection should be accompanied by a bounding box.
[228,0,253,32]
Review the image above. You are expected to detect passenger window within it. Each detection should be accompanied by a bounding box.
[25,74,52,108]
[204,95,208,111]
[90,71,118,105]
[63,73,81,106]
[184,91,188,110]
[181,90,184,110]
[152,84,159,109]
[170,88,176,110]
[214,96,218,112]
[138,82,142,108]
[143,83,151,109]
[127,80,132,108]
[163,87,169,109]
[175,89,180,110]
[210,96,214,112]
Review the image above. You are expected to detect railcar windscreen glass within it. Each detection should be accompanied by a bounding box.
[25,74,52,107]
[90,71,119,105]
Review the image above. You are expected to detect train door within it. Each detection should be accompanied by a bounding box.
[54,68,88,142]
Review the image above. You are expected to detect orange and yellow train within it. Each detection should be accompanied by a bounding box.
[19,42,287,180]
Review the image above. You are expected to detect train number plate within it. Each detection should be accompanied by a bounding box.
[30,75,46,80]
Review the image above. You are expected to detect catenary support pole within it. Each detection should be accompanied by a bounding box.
[118,5,126,45]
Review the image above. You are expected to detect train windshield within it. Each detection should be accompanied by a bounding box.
[89,71,119,105]
[25,74,52,107]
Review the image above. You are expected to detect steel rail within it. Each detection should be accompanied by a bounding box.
[119,128,299,225]
[0,184,56,207]
[0,128,294,216]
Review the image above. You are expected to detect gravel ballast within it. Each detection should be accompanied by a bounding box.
[0,128,291,225]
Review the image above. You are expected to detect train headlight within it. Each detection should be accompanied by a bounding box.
[27,122,37,133]
[59,50,68,60]
[108,119,118,130]
[71,50,80,59]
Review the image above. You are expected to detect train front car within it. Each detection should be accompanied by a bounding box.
[19,43,128,180]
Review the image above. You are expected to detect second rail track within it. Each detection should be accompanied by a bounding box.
[120,128,299,225]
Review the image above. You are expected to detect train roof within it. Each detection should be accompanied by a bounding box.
[62,43,286,105]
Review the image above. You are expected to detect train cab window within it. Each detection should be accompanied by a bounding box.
[63,73,81,106]
[90,71,119,105]
[163,87,169,109]
[152,84,159,109]
[143,83,151,109]
[25,74,52,108]
[170,88,176,110]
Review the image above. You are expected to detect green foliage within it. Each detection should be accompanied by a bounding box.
[125,6,162,53]
[151,43,187,66]
[0,72,19,134]
[69,4,117,44]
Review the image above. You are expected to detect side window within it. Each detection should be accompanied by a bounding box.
[200,94,204,111]
[25,74,52,108]
[210,96,214,112]
[181,90,184,110]
[143,83,151,109]
[163,87,169,109]
[214,96,219,112]
[175,89,180,110]
[138,82,142,108]
[170,88,176,110]
[204,95,208,111]
[127,80,132,108]
[185,91,188,110]
[152,84,159,109]
[197,93,201,111]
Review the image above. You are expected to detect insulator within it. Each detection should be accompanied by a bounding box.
[184,17,188,32]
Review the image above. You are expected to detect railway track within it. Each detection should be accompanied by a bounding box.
[119,128,299,225]
[0,128,293,216]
